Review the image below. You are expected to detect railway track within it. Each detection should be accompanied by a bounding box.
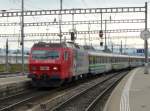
[50,71,128,111]
[0,73,101,111]
[0,70,128,111]
[0,72,28,78]
[85,72,126,111]
[0,89,57,111]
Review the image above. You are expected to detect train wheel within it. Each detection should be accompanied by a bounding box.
[66,77,72,83]
[82,74,87,78]
[79,74,83,79]
[73,76,78,81]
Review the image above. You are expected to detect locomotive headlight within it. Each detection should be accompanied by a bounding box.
[53,66,58,70]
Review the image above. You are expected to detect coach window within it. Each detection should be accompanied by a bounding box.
[106,57,108,63]
[94,56,96,63]
[92,56,94,64]
[115,57,116,63]
[105,57,107,63]
[112,57,114,63]
[116,57,118,63]
[89,56,92,64]
[95,56,97,64]
[64,51,68,61]
[93,56,95,64]
[104,57,106,63]
[108,57,109,63]
[103,57,105,63]
[102,56,104,63]
[96,56,98,63]
[108,57,110,63]
[99,56,101,63]
[102,57,104,63]
[91,56,94,64]
[113,57,115,63]
[107,57,109,63]
[115,57,117,63]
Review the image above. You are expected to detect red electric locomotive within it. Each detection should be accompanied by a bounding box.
[28,42,89,87]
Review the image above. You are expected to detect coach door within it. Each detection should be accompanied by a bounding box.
[64,50,72,76]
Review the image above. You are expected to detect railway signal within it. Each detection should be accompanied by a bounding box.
[100,42,103,46]
[70,32,75,41]
[69,29,77,42]
[99,30,103,46]
[99,30,103,38]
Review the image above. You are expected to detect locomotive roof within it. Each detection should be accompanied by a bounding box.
[33,42,67,48]
[32,42,81,49]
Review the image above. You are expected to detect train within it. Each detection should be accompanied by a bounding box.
[28,42,145,87]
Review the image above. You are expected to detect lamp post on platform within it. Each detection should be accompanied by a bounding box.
[5,39,9,72]
[21,0,25,74]
[144,2,149,74]
[140,2,150,74]
[59,0,63,43]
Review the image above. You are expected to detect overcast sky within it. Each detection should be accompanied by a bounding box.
[0,0,148,10]
[0,0,149,50]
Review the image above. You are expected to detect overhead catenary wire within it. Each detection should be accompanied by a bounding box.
[0,1,147,54]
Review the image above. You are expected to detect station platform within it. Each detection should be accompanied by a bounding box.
[104,67,150,111]
[0,75,31,98]
[0,75,30,86]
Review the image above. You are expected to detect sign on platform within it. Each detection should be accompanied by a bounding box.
[137,49,144,53]
[140,29,150,40]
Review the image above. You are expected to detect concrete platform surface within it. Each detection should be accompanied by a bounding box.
[0,75,31,98]
[0,75,30,86]
[104,67,150,111]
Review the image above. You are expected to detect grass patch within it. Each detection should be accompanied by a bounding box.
[0,64,28,73]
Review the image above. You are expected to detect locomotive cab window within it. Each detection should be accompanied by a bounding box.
[32,50,59,60]
[47,51,59,59]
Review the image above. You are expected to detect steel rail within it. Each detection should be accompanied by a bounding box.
[0,89,52,111]
[50,71,127,111]
[85,71,128,111]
